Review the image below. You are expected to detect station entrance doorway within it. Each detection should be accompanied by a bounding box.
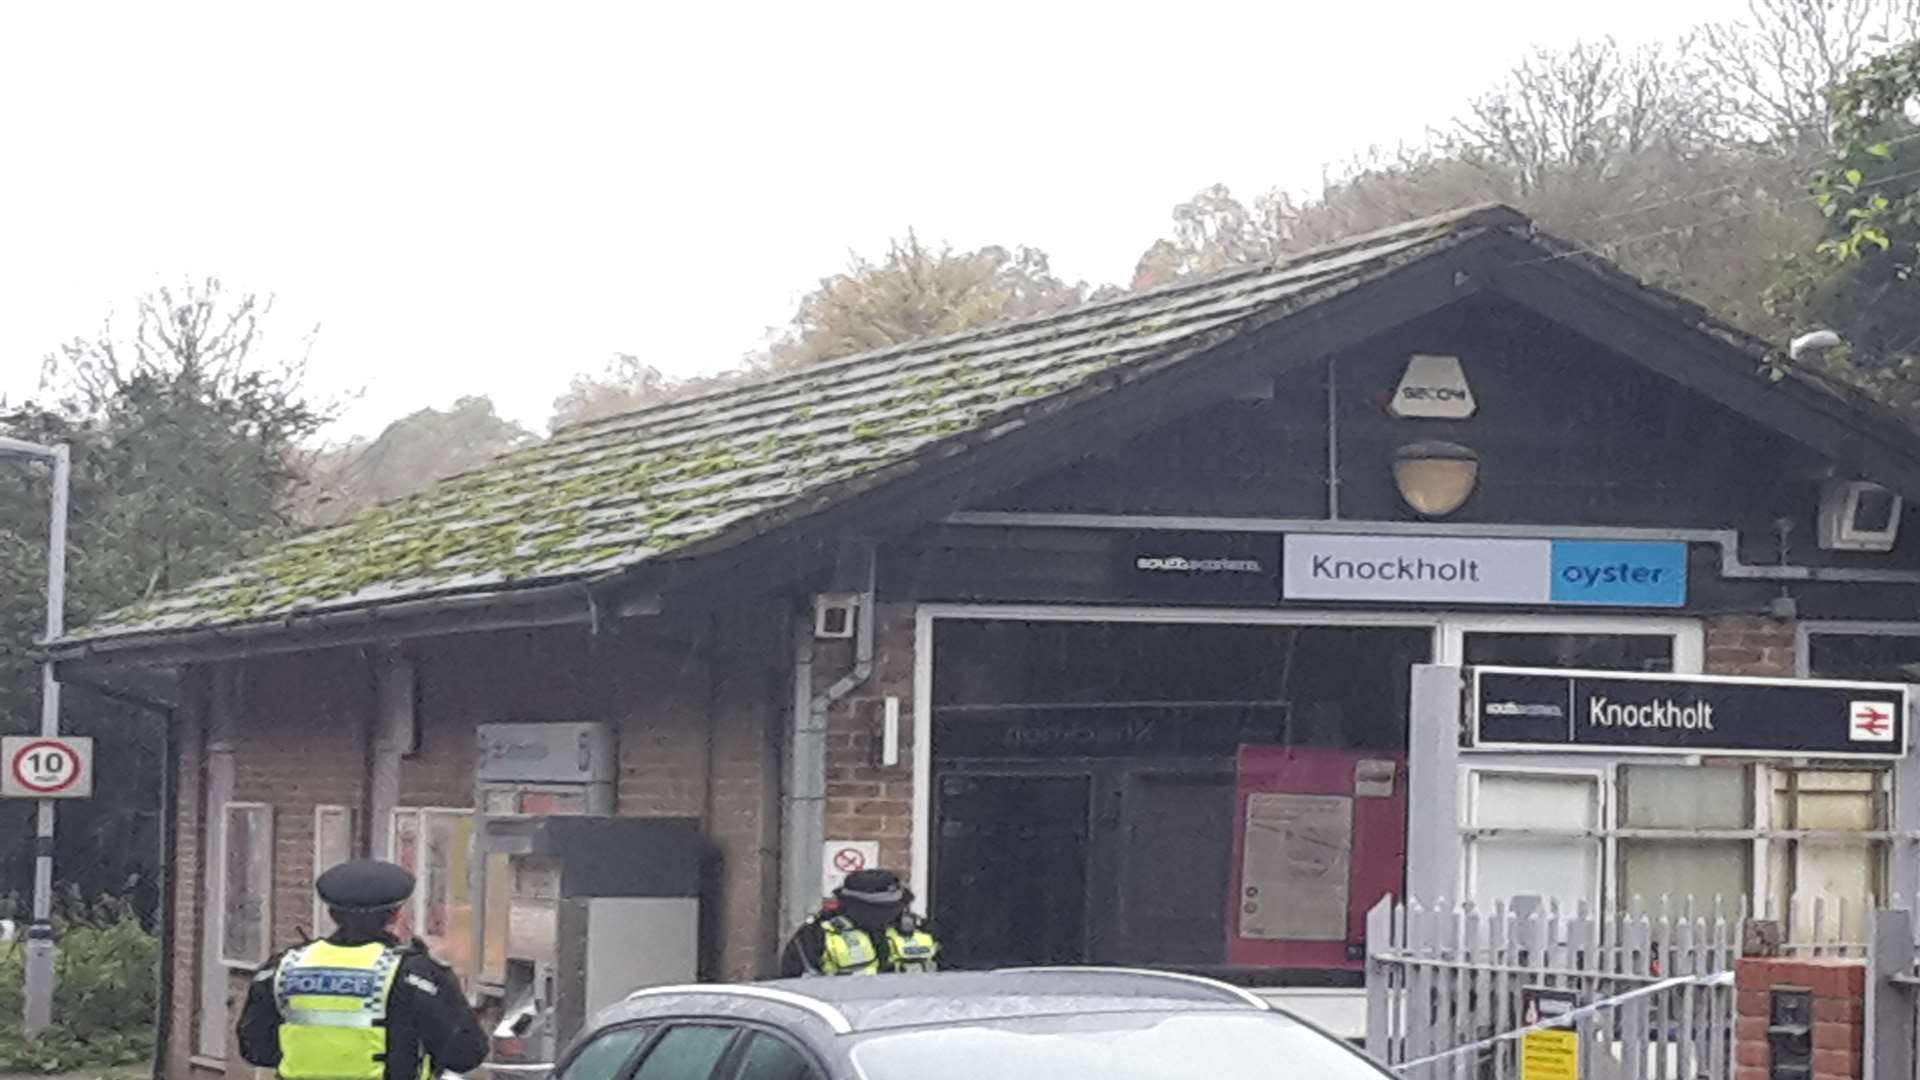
[928,616,1431,974]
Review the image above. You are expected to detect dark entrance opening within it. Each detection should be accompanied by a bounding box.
[930,619,1430,974]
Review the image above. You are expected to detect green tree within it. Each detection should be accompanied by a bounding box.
[0,279,327,919]
[549,355,751,431]
[300,396,534,524]
[761,233,1097,372]
[552,234,1102,430]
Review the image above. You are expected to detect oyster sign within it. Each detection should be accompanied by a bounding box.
[1282,535,1688,607]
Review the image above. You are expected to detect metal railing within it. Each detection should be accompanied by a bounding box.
[1366,896,1743,1080]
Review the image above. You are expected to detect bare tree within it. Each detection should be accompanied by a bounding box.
[42,277,318,423]
[1457,38,1721,193]
[1694,0,1920,147]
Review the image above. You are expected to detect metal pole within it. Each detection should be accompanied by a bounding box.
[23,443,68,1032]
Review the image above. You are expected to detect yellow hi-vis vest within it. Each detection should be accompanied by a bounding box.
[273,941,417,1080]
[819,916,939,975]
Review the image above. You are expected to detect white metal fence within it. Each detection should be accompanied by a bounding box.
[1365,896,1743,1080]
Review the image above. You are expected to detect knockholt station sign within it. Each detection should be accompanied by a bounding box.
[1471,666,1912,759]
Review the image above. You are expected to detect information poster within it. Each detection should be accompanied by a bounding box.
[1238,793,1353,941]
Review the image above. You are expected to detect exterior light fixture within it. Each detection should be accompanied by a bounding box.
[1393,441,1479,518]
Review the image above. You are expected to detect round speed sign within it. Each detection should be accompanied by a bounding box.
[10,741,82,795]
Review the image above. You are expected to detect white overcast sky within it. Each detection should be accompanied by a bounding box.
[0,0,1750,440]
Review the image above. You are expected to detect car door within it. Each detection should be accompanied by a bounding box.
[629,1024,745,1080]
[553,1024,658,1080]
[722,1030,829,1080]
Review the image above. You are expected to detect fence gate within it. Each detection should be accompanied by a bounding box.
[1365,897,1743,1080]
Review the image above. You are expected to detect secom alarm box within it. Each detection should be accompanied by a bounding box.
[1227,746,1407,970]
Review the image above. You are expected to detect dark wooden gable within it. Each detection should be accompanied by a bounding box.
[970,292,1920,572]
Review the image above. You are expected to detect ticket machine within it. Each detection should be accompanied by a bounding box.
[468,722,701,1063]
[473,815,702,1063]
[1226,745,1407,970]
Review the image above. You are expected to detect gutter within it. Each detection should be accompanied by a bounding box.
[48,577,651,669]
[781,542,876,935]
[943,512,1920,585]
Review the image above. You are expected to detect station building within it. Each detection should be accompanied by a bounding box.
[53,205,1920,1076]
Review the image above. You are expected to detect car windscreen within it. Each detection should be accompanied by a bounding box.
[848,1010,1389,1080]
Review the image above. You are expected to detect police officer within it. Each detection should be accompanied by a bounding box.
[779,869,939,976]
[238,859,488,1080]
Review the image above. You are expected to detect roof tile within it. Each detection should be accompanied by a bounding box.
[66,204,1515,646]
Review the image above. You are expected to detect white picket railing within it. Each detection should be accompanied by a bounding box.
[1365,896,1744,1080]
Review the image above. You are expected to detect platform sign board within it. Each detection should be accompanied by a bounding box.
[1472,667,1910,759]
[1,736,93,798]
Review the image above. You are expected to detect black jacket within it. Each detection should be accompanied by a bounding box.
[238,932,489,1079]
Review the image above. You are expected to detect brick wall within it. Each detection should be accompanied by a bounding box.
[162,612,791,1073]
[698,611,787,980]
[1706,614,1798,677]
[818,604,918,881]
[1736,957,1865,1080]
[228,649,375,948]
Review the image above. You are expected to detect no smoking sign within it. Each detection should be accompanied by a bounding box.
[820,840,880,898]
[1,737,93,799]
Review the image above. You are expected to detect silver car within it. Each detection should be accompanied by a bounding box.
[548,968,1393,1080]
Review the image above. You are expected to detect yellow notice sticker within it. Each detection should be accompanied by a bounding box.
[1520,1028,1579,1080]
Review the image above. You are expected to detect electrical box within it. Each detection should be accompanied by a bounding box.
[1818,480,1902,552]
[1227,746,1407,970]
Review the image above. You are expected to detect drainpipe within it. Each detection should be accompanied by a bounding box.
[368,649,415,860]
[1325,355,1342,521]
[781,543,876,935]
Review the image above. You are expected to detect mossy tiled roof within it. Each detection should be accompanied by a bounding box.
[66,205,1517,647]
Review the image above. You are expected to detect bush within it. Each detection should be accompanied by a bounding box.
[0,1024,151,1073]
[0,906,159,1072]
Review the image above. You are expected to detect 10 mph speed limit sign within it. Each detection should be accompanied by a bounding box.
[0,737,93,799]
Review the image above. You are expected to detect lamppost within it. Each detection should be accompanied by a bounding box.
[0,436,70,1033]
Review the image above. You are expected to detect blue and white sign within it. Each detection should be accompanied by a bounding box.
[1547,540,1687,607]
[1282,535,1686,608]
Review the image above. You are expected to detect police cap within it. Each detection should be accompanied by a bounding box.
[315,859,415,912]
[836,869,905,905]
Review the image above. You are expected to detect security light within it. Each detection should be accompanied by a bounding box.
[1393,441,1480,518]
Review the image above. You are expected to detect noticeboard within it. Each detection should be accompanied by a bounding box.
[1473,666,1910,759]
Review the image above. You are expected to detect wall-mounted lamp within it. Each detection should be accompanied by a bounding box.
[1393,441,1479,518]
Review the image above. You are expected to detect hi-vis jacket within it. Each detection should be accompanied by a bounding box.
[780,913,940,976]
[238,934,487,1080]
[818,916,939,975]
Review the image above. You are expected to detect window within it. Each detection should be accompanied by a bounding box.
[312,805,355,935]
[1618,765,1749,909]
[1800,627,1920,682]
[1463,631,1676,672]
[632,1025,739,1080]
[1441,618,1703,674]
[559,1025,655,1080]
[1766,768,1888,929]
[389,808,476,976]
[1466,772,1600,911]
[731,1033,822,1080]
[220,802,274,967]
